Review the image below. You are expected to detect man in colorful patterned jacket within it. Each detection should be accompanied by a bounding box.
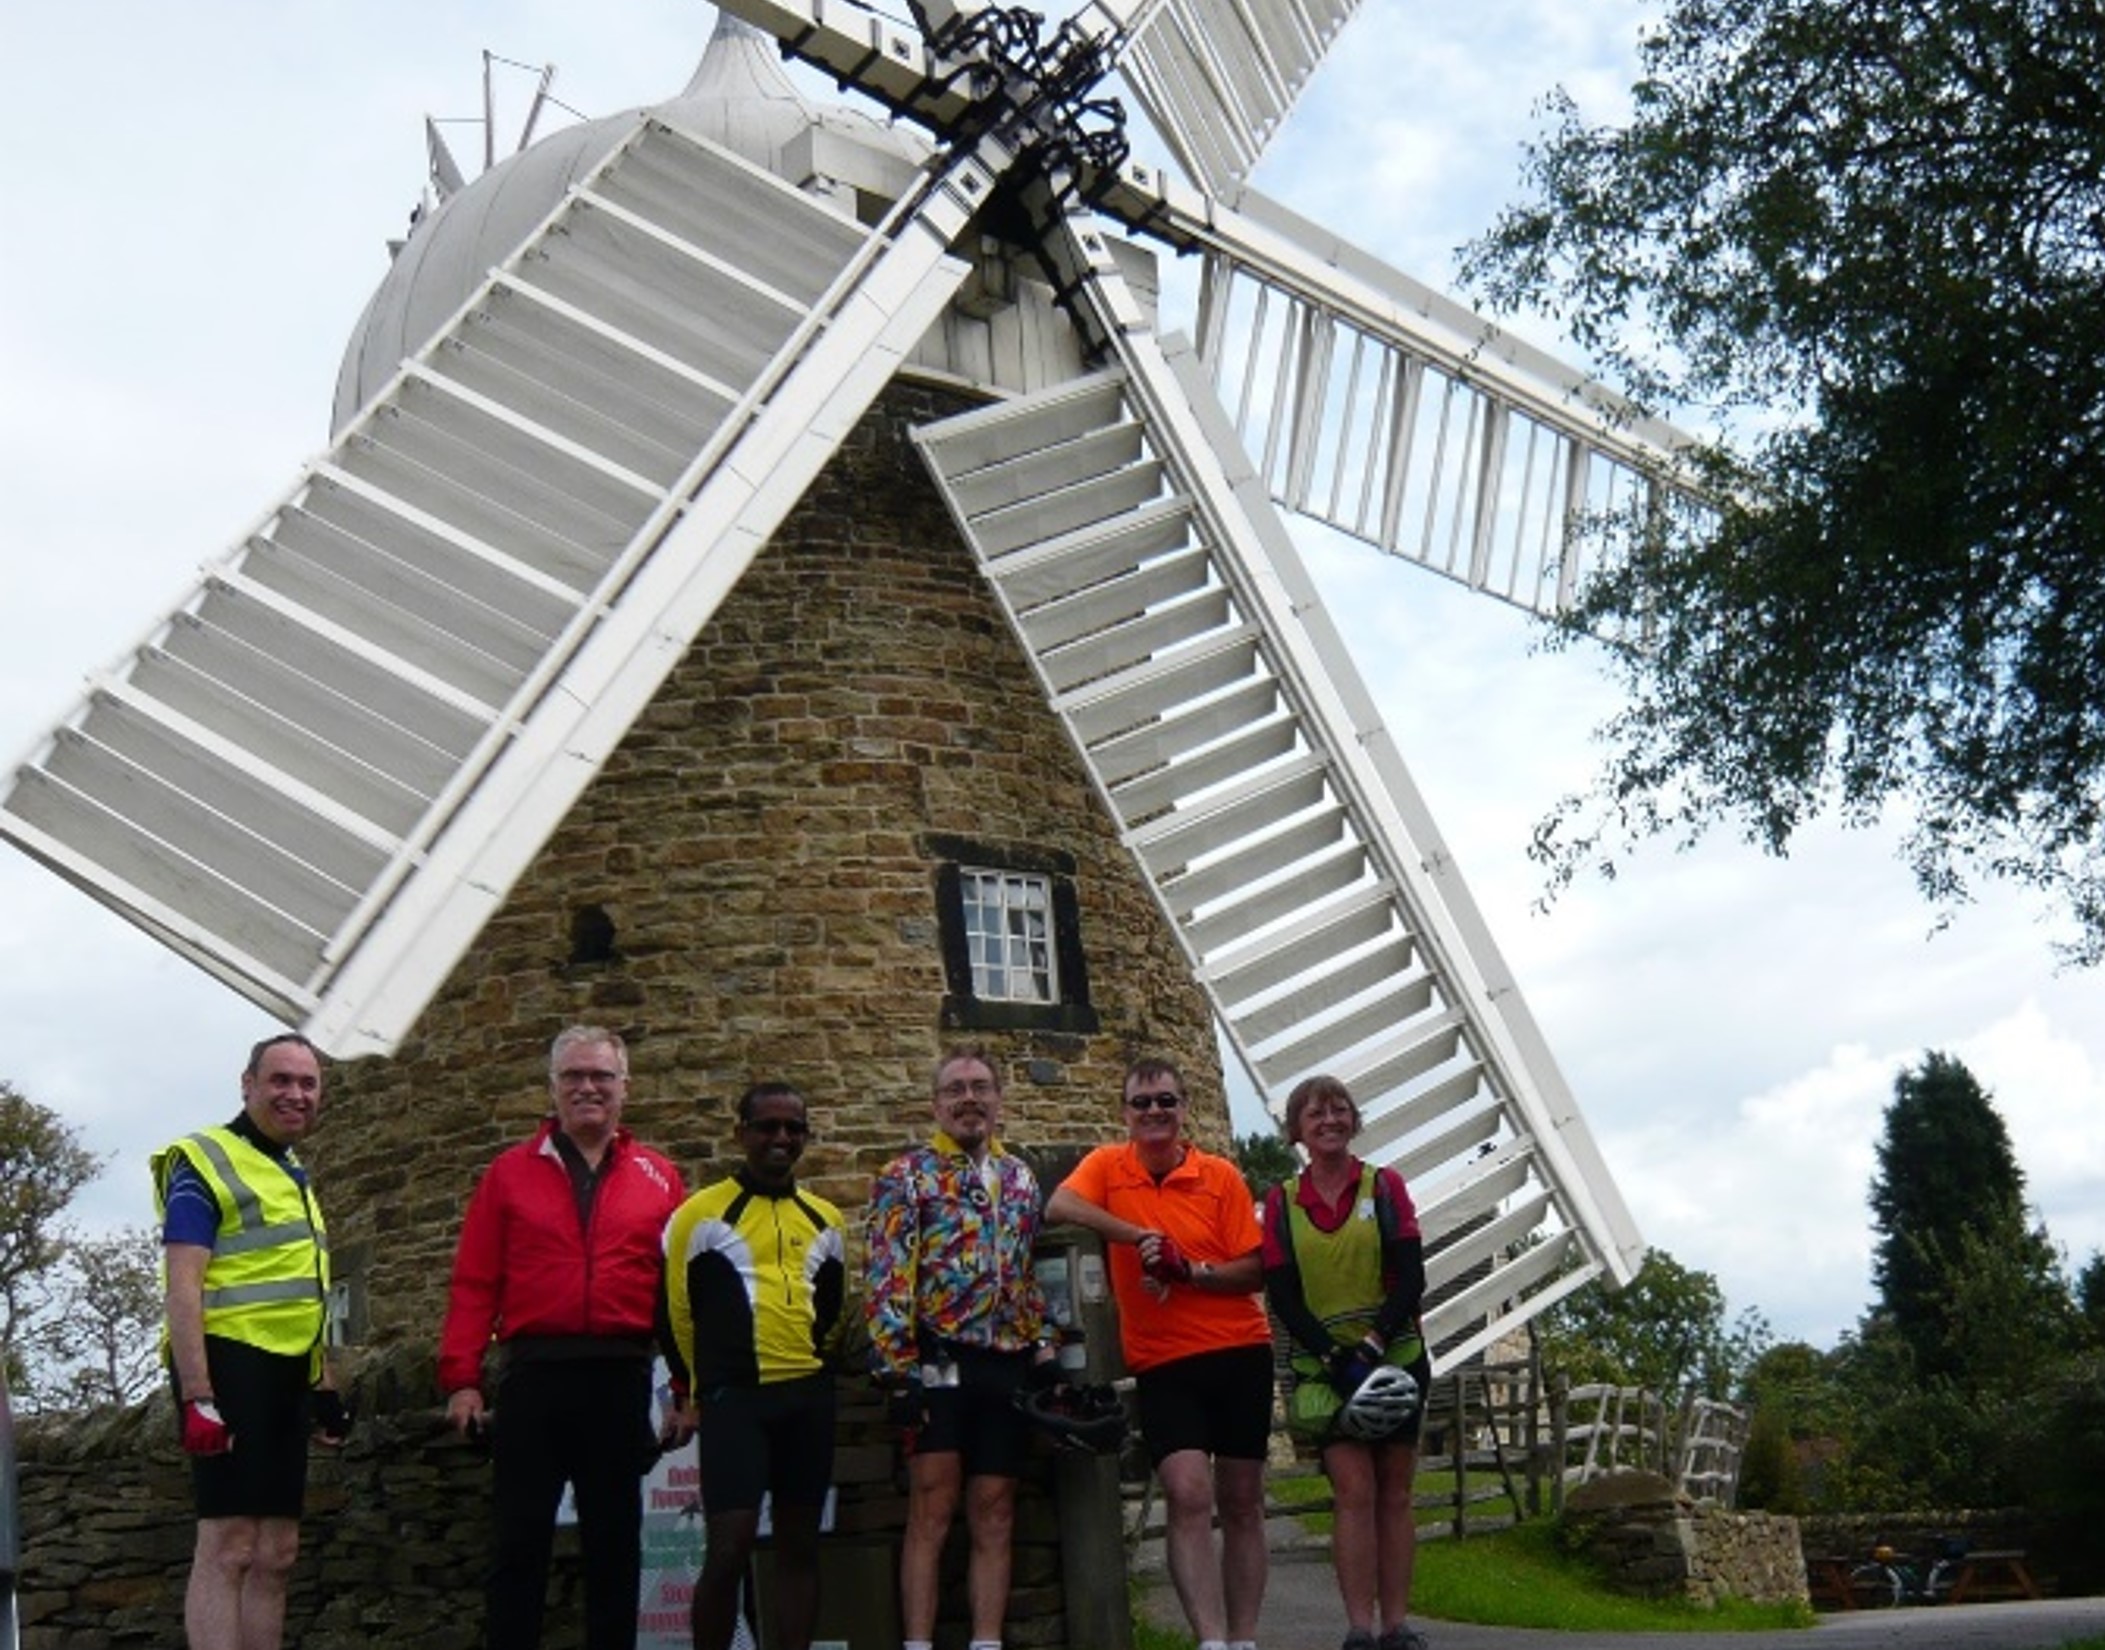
[864,1046,1054,1650]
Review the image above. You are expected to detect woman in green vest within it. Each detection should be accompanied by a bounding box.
[1260,1074,1431,1650]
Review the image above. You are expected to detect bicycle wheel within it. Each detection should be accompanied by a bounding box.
[1849,1563,1903,1607]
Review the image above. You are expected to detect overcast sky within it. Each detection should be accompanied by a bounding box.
[5,0,2101,1352]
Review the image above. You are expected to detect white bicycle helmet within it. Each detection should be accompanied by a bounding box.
[1335,1364,1421,1441]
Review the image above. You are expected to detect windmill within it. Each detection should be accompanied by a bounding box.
[1,0,1700,1365]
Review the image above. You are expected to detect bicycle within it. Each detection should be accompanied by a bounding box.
[1847,1538,1968,1607]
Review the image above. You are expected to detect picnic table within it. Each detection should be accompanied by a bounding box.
[1946,1549,2041,1604]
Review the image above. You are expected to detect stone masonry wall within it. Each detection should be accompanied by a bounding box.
[17,1346,1082,1650]
[319,378,1225,1353]
[1561,1472,1809,1606]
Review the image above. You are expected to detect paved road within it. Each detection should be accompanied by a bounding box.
[1139,1546,2105,1650]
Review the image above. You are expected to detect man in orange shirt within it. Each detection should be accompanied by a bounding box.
[1044,1057,1270,1650]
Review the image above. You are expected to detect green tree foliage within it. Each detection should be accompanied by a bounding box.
[1462,0,2105,960]
[1535,1246,1766,1399]
[1735,1405,1804,1514]
[1230,1129,1299,1201]
[0,1079,103,1353]
[1868,1051,2065,1385]
[2077,1251,2105,1347]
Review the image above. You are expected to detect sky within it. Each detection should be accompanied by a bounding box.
[4,0,2102,1353]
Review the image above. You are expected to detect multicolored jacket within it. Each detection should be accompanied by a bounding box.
[863,1131,1048,1380]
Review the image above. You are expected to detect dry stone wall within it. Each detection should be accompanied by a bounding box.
[1561,1471,1809,1606]
[16,1348,1078,1650]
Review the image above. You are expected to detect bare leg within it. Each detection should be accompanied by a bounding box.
[1213,1456,1268,1643]
[187,1516,300,1650]
[1322,1441,1379,1634]
[963,1474,1018,1642]
[901,1451,964,1642]
[1374,1441,1420,1633]
[1156,1450,1227,1643]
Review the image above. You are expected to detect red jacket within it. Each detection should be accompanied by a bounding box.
[438,1121,685,1395]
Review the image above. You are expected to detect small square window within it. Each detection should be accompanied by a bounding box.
[962,868,1058,1004]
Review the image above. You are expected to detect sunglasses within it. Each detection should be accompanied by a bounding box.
[746,1117,810,1137]
[1125,1091,1183,1112]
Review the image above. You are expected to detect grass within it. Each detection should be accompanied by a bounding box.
[1140,1478,2105,1643]
[1408,1519,1812,1632]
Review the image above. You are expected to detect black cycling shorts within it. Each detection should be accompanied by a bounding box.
[1134,1342,1274,1466]
[177,1335,312,1520]
[910,1346,1032,1478]
[695,1374,836,1516]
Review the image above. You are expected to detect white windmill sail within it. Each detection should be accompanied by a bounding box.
[0,114,988,1057]
[915,212,1643,1361]
[1092,0,1368,195]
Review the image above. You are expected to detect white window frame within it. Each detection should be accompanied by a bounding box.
[960,866,1060,1005]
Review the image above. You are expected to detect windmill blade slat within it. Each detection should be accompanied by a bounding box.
[1018,544,1213,654]
[1202,880,1391,1007]
[916,223,1645,1363]
[1415,1146,1534,1245]
[1,118,980,1052]
[1108,712,1298,822]
[1117,0,1369,193]
[1078,167,1706,621]
[1183,840,1368,954]
[1421,1228,1589,1369]
[1039,586,1235,692]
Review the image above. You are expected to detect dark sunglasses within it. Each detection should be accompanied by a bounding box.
[747,1117,810,1137]
[1125,1091,1183,1111]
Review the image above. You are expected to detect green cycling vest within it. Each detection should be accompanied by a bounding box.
[1280,1164,1425,1378]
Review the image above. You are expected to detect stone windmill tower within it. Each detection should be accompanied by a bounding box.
[1,0,1697,1357]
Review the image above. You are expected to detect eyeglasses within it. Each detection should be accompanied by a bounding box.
[1125,1091,1183,1112]
[746,1117,810,1138]
[557,1068,625,1087]
[937,1079,999,1100]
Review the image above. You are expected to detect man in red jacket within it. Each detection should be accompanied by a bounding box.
[440,1025,687,1650]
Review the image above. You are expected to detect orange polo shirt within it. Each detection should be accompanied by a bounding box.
[1060,1141,1270,1373]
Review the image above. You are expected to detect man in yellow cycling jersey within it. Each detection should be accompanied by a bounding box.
[661,1083,846,1650]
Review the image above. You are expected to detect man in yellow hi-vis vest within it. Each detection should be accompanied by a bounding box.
[155,1032,346,1650]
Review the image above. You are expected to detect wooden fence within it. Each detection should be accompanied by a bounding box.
[1124,1356,1749,1550]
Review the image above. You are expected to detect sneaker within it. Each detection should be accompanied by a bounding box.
[1342,1633,1377,1650]
[1377,1629,1428,1650]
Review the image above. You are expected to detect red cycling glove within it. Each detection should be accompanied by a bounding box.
[182,1399,233,1456]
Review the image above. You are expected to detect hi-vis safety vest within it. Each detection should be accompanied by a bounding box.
[153,1127,330,1367]
[1279,1164,1424,1380]
[1276,1163,1425,1442]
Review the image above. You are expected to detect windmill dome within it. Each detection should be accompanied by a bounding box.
[331,13,930,434]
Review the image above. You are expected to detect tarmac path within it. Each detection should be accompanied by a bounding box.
[1140,1546,2105,1650]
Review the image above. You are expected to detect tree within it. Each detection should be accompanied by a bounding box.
[1230,1129,1298,1201]
[24,1225,162,1411]
[1534,1245,1761,1398]
[1867,1051,2063,1386]
[2077,1250,2105,1347]
[0,1079,103,1356]
[1462,0,2105,961]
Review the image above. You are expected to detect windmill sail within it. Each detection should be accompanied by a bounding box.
[1095,0,1369,194]
[1081,167,1705,619]
[0,115,982,1056]
[916,214,1643,1361]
